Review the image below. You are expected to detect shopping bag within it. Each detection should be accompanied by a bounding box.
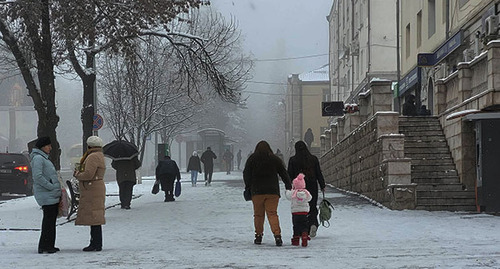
[58,188,70,218]
[174,180,181,197]
[151,179,160,195]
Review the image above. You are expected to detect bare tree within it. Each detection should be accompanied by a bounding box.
[99,9,252,162]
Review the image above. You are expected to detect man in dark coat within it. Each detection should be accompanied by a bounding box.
[111,156,141,209]
[155,155,181,202]
[201,147,217,186]
[236,149,242,170]
[222,149,233,175]
[402,94,418,116]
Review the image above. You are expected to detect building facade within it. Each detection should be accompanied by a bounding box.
[327,0,398,104]
[286,65,330,156]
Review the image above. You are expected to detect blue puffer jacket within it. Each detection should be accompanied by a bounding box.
[30,148,61,206]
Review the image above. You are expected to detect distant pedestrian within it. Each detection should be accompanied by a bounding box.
[418,105,431,116]
[285,173,312,247]
[187,151,202,187]
[111,156,141,209]
[275,148,284,162]
[287,140,326,239]
[201,147,217,186]
[236,149,242,170]
[156,155,181,202]
[243,140,292,246]
[304,128,314,148]
[402,94,417,116]
[31,136,62,254]
[73,136,106,252]
[223,149,233,175]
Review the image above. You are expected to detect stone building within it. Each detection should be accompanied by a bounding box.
[285,65,330,158]
[322,0,500,212]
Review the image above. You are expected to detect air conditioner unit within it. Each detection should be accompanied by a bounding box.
[485,15,499,36]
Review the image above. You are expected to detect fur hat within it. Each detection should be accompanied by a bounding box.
[35,136,51,149]
[87,136,103,148]
[293,173,306,190]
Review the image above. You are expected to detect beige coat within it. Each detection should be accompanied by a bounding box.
[75,148,106,226]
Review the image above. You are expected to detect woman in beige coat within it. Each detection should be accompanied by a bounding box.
[74,136,106,251]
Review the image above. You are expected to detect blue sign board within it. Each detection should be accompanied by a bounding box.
[417,31,463,66]
[93,114,104,131]
[399,67,421,96]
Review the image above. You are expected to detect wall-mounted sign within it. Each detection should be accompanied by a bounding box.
[322,101,344,116]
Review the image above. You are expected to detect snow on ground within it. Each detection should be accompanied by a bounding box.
[1,171,500,268]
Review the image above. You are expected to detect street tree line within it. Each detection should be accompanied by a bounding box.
[0,1,252,169]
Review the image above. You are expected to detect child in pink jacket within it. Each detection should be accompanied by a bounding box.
[285,173,312,247]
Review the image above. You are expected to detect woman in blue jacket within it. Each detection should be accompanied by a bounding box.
[31,136,61,254]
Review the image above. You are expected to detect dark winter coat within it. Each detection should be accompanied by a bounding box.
[201,150,217,168]
[243,152,292,197]
[187,156,202,173]
[112,156,141,184]
[156,159,181,181]
[287,155,326,192]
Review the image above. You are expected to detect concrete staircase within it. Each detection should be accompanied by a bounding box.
[399,116,477,211]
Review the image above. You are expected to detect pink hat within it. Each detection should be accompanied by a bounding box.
[293,173,306,190]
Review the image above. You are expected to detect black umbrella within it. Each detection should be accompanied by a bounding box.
[103,140,139,161]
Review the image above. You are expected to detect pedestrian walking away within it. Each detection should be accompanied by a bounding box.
[200,147,217,186]
[285,173,312,247]
[243,140,292,246]
[31,136,62,254]
[155,155,181,201]
[111,155,141,209]
[223,149,233,175]
[287,140,326,238]
[73,136,106,252]
[236,149,242,170]
[187,151,202,187]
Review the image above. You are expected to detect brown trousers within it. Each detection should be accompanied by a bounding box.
[252,194,281,236]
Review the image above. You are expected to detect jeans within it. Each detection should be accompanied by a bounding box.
[190,170,198,185]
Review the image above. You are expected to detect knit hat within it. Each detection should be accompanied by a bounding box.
[192,151,198,156]
[35,136,51,149]
[87,136,103,148]
[293,173,306,190]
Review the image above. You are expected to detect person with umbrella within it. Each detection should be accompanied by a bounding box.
[155,154,181,202]
[103,140,141,210]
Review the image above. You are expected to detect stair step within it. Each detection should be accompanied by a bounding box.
[402,135,447,141]
[406,153,453,159]
[404,142,448,148]
[410,159,455,166]
[412,177,460,184]
[404,148,452,154]
[417,190,476,198]
[412,170,459,177]
[411,164,457,171]
[416,183,466,191]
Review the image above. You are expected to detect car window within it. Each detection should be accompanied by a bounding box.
[0,154,29,165]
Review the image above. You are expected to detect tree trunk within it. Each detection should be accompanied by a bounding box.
[81,73,96,151]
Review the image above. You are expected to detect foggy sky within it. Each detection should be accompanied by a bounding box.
[211,0,332,155]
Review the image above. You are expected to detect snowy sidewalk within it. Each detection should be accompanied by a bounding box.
[1,171,500,268]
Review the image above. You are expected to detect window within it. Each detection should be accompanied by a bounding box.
[428,0,436,38]
[323,88,331,102]
[417,11,422,48]
[406,23,411,58]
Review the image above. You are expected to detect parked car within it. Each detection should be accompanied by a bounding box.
[0,153,33,196]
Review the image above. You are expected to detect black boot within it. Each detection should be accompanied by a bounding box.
[274,235,283,246]
[254,234,263,245]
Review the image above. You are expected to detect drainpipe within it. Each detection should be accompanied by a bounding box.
[395,0,401,112]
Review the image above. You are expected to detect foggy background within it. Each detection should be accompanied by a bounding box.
[1,0,332,172]
[211,0,331,158]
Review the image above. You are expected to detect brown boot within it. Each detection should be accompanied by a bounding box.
[291,235,300,246]
[301,232,309,247]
